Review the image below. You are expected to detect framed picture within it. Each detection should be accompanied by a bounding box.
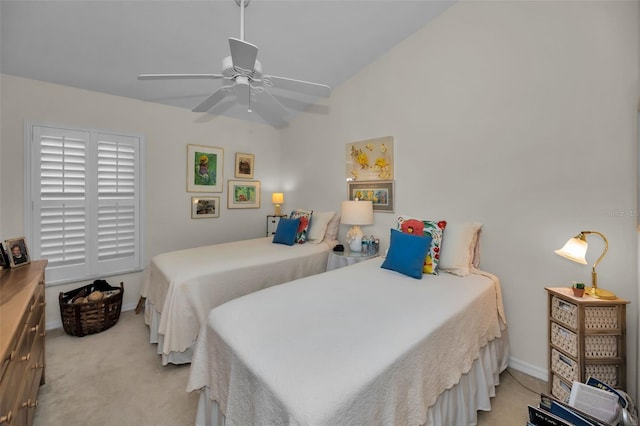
[0,244,8,270]
[187,144,223,192]
[228,180,261,209]
[234,153,254,179]
[347,180,394,213]
[191,196,220,219]
[346,136,394,181]
[5,237,30,267]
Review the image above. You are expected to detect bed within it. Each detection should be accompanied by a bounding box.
[186,253,509,425]
[142,219,336,365]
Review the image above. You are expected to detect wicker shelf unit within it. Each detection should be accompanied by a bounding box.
[545,287,629,402]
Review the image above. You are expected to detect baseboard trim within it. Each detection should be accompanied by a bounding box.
[45,302,138,331]
[508,356,547,382]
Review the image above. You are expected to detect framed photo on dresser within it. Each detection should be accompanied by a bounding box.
[4,237,30,268]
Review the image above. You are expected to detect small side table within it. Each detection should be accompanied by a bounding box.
[327,250,377,271]
[266,214,287,237]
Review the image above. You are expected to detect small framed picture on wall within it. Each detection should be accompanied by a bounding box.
[191,196,220,219]
[234,153,254,179]
[5,237,31,267]
[228,180,261,209]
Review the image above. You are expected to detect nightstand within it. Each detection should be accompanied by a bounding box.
[327,250,377,271]
[545,287,629,402]
[266,214,287,237]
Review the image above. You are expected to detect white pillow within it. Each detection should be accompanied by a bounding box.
[307,211,335,243]
[438,222,482,277]
[323,214,341,242]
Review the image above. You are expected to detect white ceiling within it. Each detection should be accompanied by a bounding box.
[1,0,454,127]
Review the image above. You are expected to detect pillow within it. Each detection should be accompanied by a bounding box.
[323,214,341,242]
[289,209,313,244]
[307,211,335,243]
[272,218,300,246]
[438,222,483,276]
[396,215,447,275]
[381,229,432,279]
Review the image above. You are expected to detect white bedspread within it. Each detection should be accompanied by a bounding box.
[187,257,507,425]
[142,237,331,356]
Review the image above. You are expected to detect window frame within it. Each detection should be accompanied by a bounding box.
[24,121,146,286]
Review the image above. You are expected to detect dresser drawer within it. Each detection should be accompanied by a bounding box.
[551,348,579,383]
[551,373,572,403]
[0,260,48,426]
[550,322,577,357]
[551,296,578,328]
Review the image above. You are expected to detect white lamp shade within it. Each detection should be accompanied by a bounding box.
[555,237,588,264]
[340,200,374,225]
[271,192,284,204]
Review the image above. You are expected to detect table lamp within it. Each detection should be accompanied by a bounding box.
[272,192,284,216]
[554,230,616,299]
[341,200,374,252]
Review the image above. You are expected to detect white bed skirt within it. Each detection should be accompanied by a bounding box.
[146,300,194,365]
[193,332,510,426]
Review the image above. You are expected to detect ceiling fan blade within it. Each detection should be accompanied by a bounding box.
[264,75,331,97]
[229,37,258,72]
[193,86,233,112]
[251,103,288,128]
[138,74,225,80]
[257,89,288,116]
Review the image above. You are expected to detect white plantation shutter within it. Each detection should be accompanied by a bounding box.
[27,123,144,285]
[96,135,139,273]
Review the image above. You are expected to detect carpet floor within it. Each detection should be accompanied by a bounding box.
[33,310,546,426]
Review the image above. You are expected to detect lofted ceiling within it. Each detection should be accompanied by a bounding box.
[1,0,454,127]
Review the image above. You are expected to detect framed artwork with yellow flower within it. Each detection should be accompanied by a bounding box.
[347,180,394,213]
[187,144,223,192]
[346,136,394,181]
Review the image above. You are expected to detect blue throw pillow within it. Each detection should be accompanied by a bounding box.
[273,218,300,246]
[381,229,433,279]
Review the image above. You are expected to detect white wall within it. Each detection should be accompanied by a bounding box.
[283,1,640,397]
[0,75,282,326]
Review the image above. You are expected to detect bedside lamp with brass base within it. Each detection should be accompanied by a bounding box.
[554,231,616,300]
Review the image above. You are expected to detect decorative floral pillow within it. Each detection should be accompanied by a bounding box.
[289,209,313,244]
[396,215,447,275]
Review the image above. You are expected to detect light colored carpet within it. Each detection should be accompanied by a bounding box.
[34,310,546,426]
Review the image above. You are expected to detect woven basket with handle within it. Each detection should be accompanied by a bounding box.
[59,280,124,337]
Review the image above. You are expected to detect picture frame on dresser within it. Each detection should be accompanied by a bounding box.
[0,244,8,269]
[5,236,30,268]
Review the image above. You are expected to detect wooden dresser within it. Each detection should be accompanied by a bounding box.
[0,260,48,425]
[545,286,628,403]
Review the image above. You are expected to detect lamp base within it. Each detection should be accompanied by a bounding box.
[274,205,281,216]
[586,286,617,300]
[349,235,363,252]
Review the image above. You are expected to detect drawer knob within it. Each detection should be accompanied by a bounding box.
[0,411,12,424]
[5,350,15,362]
[31,363,45,370]
[31,324,39,333]
[40,301,47,307]
[21,353,31,362]
[21,399,38,409]
[40,330,47,338]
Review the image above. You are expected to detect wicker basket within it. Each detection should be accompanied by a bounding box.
[59,280,124,337]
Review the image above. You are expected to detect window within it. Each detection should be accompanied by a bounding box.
[26,122,145,285]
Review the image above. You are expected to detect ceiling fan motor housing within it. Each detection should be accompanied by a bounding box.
[222,56,262,80]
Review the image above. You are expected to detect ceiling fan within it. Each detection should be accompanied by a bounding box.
[138,0,331,126]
